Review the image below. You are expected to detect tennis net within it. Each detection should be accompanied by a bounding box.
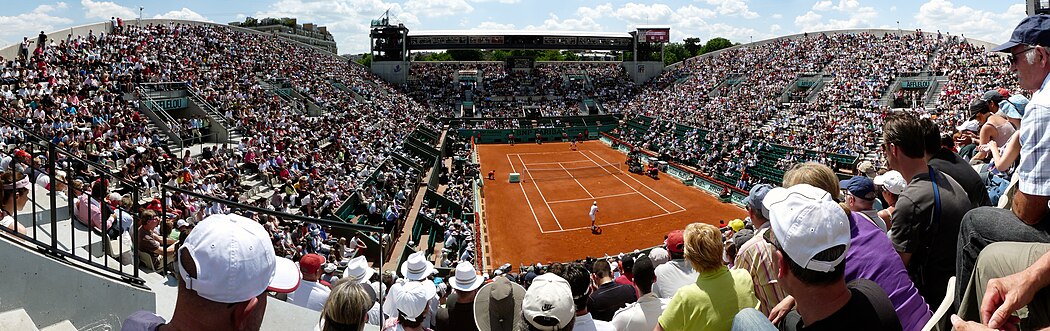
[521,163,623,182]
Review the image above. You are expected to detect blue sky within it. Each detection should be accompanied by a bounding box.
[0,0,1028,54]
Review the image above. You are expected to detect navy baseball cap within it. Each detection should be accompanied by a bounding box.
[839,176,876,200]
[993,15,1050,52]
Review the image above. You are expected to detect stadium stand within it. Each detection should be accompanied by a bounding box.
[0,16,1035,331]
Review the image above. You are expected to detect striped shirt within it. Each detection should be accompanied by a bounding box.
[1019,73,1050,196]
[733,225,787,315]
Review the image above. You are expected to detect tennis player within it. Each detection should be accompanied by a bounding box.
[590,201,599,232]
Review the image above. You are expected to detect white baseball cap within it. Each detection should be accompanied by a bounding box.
[956,119,981,133]
[395,281,437,322]
[762,184,850,273]
[874,170,907,195]
[522,273,574,331]
[177,214,301,303]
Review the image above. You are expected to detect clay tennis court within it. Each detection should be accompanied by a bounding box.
[477,141,747,270]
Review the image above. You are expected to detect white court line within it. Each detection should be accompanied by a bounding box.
[506,151,583,156]
[560,162,595,199]
[547,192,640,204]
[518,154,564,230]
[523,160,594,166]
[539,209,687,234]
[507,154,545,232]
[584,150,687,212]
[576,151,670,213]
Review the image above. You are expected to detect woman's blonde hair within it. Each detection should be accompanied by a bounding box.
[782,162,852,213]
[320,278,372,331]
[683,223,724,273]
[783,162,841,201]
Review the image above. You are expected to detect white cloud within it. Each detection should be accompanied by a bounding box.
[704,0,759,19]
[153,8,211,22]
[524,13,602,31]
[576,3,614,19]
[0,2,73,45]
[770,24,781,34]
[611,3,674,25]
[474,21,515,30]
[795,0,878,31]
[255,0,420,54]
[771,13,783,19]
[404,0,474,18]
[80,0,136,20]
[915,0,1025,44]
[468,0,520,3]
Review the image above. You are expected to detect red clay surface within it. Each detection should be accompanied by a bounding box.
[477,141,747,270]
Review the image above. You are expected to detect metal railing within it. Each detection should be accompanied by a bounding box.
[1,114,389,292]
[137,86,186,152]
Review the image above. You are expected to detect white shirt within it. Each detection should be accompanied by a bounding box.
[610,293,669,331]
[574,312,616,331]
[287,279,331,311]
[590,204,599,217]
[651,259,699,299]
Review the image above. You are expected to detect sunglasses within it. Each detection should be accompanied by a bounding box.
[1008,46,1038,64]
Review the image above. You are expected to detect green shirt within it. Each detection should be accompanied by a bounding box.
[658,266,757,331]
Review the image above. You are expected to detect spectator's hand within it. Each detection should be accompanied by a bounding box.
[982,270,1038,328]
[951,314,1018,331]
[769,295,795,324]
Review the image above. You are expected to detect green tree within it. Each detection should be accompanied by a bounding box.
[700,37,734,55]
[663,42,691,65]
[683,37,703,56]
[561,50,580,61]
[448,50,483,61]
[488,49,510,61]
[357,54,372,67]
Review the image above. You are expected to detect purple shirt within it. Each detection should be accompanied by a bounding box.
[846,212,932,331]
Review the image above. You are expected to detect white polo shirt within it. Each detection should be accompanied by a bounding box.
[287,279,331,311]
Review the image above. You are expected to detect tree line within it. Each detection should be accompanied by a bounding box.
[354,37,737,66]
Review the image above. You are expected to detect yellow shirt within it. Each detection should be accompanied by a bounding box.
[658,266,757,331]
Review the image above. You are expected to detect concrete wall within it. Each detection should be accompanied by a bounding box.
[371,61,410,85]
[0,237,154,329]
[622,61,665,84]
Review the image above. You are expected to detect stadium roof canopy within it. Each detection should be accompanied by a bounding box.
[407,30,634,51]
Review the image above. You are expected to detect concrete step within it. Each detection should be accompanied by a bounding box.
[40,320,77,331]
[0,309,39,331]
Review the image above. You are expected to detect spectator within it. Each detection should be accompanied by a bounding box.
[613,255,636,291]
[342,256,382,325]
[926,118,992,208]
[136,209,177,271]
[732,184,901,331]
[651,230,698,298]
[839,176,887,231]
[956,13,1050,314]
[774,163,931,331]
[472,275,526,331]
[611,256,664,331]
[554,263,615,331]
[287,253,332,311]
[519,273,576,331]
[655,223,756,331]
[435,262,485,331]
[587,259,637,321]
[385,281,437,331]
[883,111,974,305]
[733,183,787,315]
[318,279,375,331]
[648,247,670,267]
[953,242,1050,330]
[121,214,301,331]
[874,170,906,223]
[0,170,30,238]
[970,92,1015,161]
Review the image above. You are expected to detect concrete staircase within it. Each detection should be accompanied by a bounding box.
[0,309,77,331]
